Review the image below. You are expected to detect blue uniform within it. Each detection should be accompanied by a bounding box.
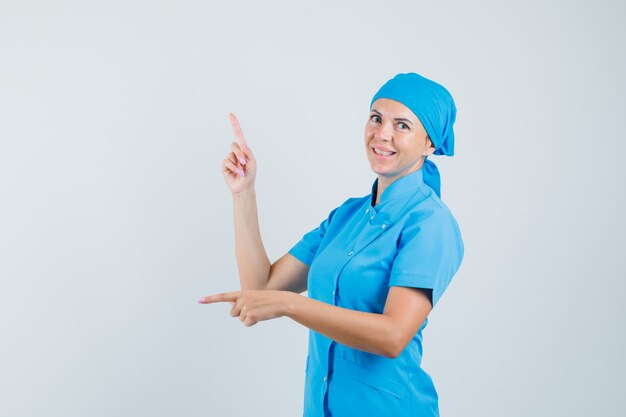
[289,168,464,417]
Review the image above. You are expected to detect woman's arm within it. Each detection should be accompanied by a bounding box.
[287,286,431,358]
[233,190,310,293]
[223,114,308,292]
[231,187,272,290]
[199,286,431,358]
[231,178,309,292]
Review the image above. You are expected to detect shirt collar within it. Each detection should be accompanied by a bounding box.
[370,168,425,207]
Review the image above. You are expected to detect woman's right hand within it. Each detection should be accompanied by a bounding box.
[221,113,257,195]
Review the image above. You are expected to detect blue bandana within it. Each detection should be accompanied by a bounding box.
[370,73,457,198]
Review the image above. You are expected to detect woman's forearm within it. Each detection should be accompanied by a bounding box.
[232,188,271,290]
[199,288,428,357]
[285,294,402,358]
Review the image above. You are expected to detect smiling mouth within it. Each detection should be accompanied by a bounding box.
[372,147,396,157]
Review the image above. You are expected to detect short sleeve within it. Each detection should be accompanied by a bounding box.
[288,205,342,266]
[388,211,464,308]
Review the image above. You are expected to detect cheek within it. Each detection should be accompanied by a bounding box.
[364,130,373,145]
[395,142,420,158]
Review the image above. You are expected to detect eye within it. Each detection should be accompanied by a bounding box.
[370,114,381,123]
[397,122,410,130]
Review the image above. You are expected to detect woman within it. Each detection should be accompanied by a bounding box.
[199,73,464,417]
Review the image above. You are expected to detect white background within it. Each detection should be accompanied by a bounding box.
[1,1,625,416]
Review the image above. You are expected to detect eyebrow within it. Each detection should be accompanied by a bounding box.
[370,109,414,125]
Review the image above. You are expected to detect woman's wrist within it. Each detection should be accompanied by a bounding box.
[232,186,256,199]
[282,291,300,318]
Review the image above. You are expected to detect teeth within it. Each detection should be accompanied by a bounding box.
[374,148,394,156]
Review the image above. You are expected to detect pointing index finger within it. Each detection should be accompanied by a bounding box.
[198,291,241,304]
[229,113,248,151]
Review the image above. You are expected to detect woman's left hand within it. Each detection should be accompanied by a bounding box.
[199,290,295,327]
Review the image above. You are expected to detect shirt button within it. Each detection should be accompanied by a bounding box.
[323,376,327,382]
[365,208,369,213]
[332,290,336,296]
[348,251,354,256]
[370,215,375,221]
[381,224,387,229]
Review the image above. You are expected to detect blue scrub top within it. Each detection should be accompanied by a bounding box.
[289,168,464,417]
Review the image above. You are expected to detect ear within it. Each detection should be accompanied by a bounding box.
[423,136,436,157]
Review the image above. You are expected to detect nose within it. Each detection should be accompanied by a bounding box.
[375,122,393,141]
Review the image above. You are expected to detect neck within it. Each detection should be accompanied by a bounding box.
[374,178,391,206]
[374,160,425,205]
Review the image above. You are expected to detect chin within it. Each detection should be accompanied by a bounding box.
[370,163,417,181]
[370,166,397,178]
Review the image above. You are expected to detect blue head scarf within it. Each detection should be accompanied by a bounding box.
[370,72,457,198]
